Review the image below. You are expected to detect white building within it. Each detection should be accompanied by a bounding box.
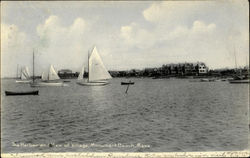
[198,62,208,74]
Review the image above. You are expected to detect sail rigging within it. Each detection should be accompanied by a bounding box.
[20,69,27,80]
[76,46,112,86]
[88,46,112,82]
[32,50,35,83]
[20,66,30,80]
[39,66,60,81]
[29,50,65,87]
[24,66,30,78]
[48,65,60,80]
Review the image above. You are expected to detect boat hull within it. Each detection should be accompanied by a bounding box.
[16,80,32,83]
[121,82,134,85]
[30,82,66,87]
[229,80,250,84]
[77,81,109,86]
[5,90,39,96]
[63,80,71,83]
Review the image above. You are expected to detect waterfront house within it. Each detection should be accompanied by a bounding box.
[58,69,78,79]
[197,62,208,74]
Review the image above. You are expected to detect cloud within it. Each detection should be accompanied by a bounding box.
[166,20,216,41]
[35,15,88,73]
[1,23,29,52]
[192,21,216,33]
[142,1,203,27]
[37,15,86,48]
[120,19,217,50]
[119,1,248,69]
[1,23,33,77]
[1,16,89,77]
[120,23,154,49]
[121,21,217,66]
[120,24,134,41]
[1,1,248,77]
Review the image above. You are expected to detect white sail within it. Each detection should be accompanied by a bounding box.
[23,66,30,78]
[41,72,47,81]
[20,72,25,80]
[78,66,84,80]
[48,65,60,80]
[20,69,27,80]
[20,67,29,80]
[88,46,112,82]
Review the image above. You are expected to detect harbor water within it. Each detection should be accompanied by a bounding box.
[1,78,249,153]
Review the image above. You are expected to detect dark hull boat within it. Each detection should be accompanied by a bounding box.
[63,80,71,83]
[121,82,134,85]
[5,90,39,96]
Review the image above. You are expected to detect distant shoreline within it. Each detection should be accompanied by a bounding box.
[1,67,249,79]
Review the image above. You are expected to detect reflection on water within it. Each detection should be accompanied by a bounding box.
[1,78,249,153]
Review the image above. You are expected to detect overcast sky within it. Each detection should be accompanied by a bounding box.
[1,1,249,77]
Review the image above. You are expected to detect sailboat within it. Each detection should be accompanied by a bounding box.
[31,65,65,87]
[42,65,61,82]
[77,65,85,81]
[16,66,32,83]
[29,51,66,87]
[77,46,112,86]
[229,47,249,84]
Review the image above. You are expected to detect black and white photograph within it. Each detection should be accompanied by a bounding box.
[1,0,249,157]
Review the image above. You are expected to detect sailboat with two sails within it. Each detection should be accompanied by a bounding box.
[29,51,67,87]
[16,66,32,83]
[31,65,66,87]
[77,46,112,86]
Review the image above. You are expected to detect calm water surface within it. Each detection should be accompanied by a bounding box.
[1,78,249,153]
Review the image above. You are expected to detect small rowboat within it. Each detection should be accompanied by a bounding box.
[5,90,39,96]
[63,80,71,83]
[121,81,134,85]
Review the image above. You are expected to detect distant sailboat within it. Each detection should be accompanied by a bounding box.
[77,46,112,86]
[7,51,40,95]
[77,65,85,80]
[42,65,61,82]
[16,66,32,83]
[229,46,249,84]
[30,51,66,87]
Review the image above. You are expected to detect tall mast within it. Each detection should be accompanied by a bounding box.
[48,65,50,81]
[33,49,35,83]
[234,46,237,72]
[246,55,248,68]
[88,50,89,82]
[16,64,19,79]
